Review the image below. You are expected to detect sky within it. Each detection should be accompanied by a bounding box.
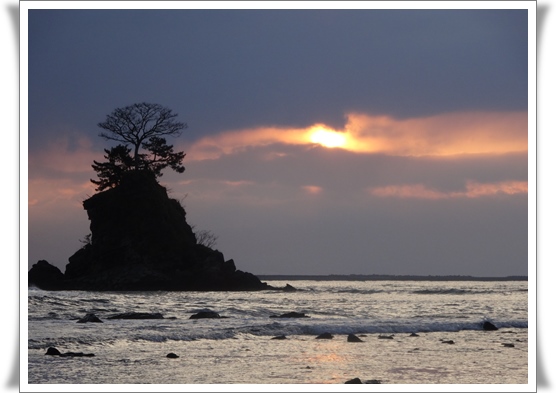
[24,2,533,277]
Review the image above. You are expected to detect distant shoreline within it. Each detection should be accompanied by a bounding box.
[257,274,528,281]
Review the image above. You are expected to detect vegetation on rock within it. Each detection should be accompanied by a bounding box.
[91,102,186,191]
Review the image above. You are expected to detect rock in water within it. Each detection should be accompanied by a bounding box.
[107,312,163,320]
[441,340,455,345]
[77,313,103,323]
[189,311,222,319]
[482,321,499,331]
[28,260,65,290]
[29,171,273,291]
[61,352,95,357]
[269,312,309,318]
[347,334,363,342]
[45,347,61,356]
[315,333,334,339]
[166,353,179,358]
[345,378,363,384]
[45,347,94,357]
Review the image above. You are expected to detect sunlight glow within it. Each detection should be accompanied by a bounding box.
[309,126,347,148]
[179,111,527,161]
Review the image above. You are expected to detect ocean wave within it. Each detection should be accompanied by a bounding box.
[232,319,528,337]
[332,289,385,295]
[27,317,528,348]
[27,281,528,353]
[411,289,492,295]
[28,336,101,350]
[29,294,99,309]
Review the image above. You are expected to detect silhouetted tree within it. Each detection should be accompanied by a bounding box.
[91,145,134,191]
[91,103,187,190]
[140,136,185,176]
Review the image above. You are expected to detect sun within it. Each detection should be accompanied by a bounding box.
[309,126,347,148]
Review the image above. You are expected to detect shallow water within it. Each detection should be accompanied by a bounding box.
[25,280,528,388]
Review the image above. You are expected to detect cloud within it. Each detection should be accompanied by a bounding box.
[302,185,323,195]
[28,133,99,180]
[180,142,528,202]
[27,110,528,275]
[27,132,98,224]
[342,111,527,156]
[369,180,528,200]
[28,178,95,211]
[184,111,527,161]
[184,125,310,160]
[27,111,528,219]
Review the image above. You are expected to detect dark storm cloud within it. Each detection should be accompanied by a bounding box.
[28,8,528,148]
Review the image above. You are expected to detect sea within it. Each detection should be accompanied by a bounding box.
[24,279,530,392]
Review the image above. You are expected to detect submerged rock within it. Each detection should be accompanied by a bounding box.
[107,312,163,320]
[45,347,94,357]
[315,333,334,339]
[269,312,309,318]
[378,334,394,339]
[61,352,95,357]
[189,310,223,319]
[271,335,287,340]
[441,340,455,344]
[283,284,297,292]
[77,313,103,323]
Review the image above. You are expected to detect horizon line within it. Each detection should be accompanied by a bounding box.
[256,274,528,281]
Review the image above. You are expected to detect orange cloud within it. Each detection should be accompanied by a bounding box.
[28,135,99,177]
[369,180,528,200]
[302,185,323,195]
[222,180,255,187]
[464,180,528,197]
[370,184,447,199]
[28,178,95,211]
[27,133,100,217]
[185,111,527,160]
[186,125,310,160]
[343,111,527,156]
